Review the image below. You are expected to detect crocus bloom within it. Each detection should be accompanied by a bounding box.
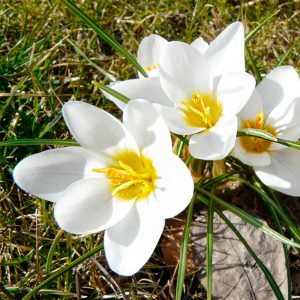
[107,22,247,111]
[106,23,255,160]
[137,34,168,78]
[137,22,245,78]
[13,100,194,275]
[232,66,300,196]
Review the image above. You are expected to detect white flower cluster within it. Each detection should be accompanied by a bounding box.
[13,22,300,276]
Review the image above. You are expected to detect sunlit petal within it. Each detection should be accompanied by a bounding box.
[104,206,165,276]
[189,115,237,160]
[54,178,135,234]
[13,147,102,202]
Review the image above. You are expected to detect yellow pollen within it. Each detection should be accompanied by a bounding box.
[144,63,159,72]
[240,110,277,153]
[180,91,222,129]
[92,150,157,201]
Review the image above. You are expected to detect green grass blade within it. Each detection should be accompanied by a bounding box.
[173,134,189,145]
[198,194,285,300]
[175,196,195,300]
[237,128,277,142]
[277,138,300,150]
[176,140,185,157]
[45,229,64,273]
[0,139,78,147]
[258,195,291,300]
[196,188,300,249]
[207,192,214,300]
[92,81,129,104]
[67,38,117,81]
[263,188,292,300]
[245,9,280,44]
[200,172,237,189]
[245,45,262,82]
[237,129,300,151]
[61,0,147,77]
[0,250,34,267]
[276,37,299,67]
[230,176,300,243]
[22,244,103,300]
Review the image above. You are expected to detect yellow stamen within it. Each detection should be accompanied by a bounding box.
[240,110,277,153]
[145,63,159,72]
[181,91,222,129]
[93,150,157,201]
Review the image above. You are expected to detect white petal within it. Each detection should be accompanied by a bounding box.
[191,37,209,54]
[238,89,263,122]
[105,78,172,110]
[159,41,211,105]
[258,66,300,121]
[54,178,134,234]
[137,34,168,78]
[104,206,165,276]
[254,148,300,196]
[189,115,237,160]
[205,22,245,76]
[268,98,300,151]
[232,137,271,167]
[216,72,255,115]
[155,103,205,135]
[136,153,194,219]
[123,99,172,153]
[13,147,102,202]
[63,101,137,156]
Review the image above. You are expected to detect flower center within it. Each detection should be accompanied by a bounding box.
[93,150,157,201]
[240,110,277,153]
[144,63,159,72]
[180,91,222,128]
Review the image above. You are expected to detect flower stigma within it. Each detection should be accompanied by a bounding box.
[93,150,157,201]
[144,63,159,72]
[240,110,277,153]
[180,91,223,129]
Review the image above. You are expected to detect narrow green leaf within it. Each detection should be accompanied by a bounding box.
[245,45,262,82]
[198,194,285,300]
[277,138,300,150]
[173,134,189,145]
[230,176,300,243]
[67,38,117,81]
[207,192,214,300]
[237,128,277,142]
[46,229,64,273]
[237,129,300,151]
[200,172,237,189]
[276,37,299,67]
[175,196,195,300]
[263,187,292,300]
[92,81,129,104]
[61,0,147,77]
[0,250,34,267]
[176,140,185,157]
[245,9,280,44]
[0,139,78,147]
[22,244,104,300]
[196,188,300,249]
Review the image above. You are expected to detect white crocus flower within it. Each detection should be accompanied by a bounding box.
[107,22,245,111]
[191,22,245,76]
[137,34,168,78]
[232,66,300,196]
[137,22,244,78]
[105,23,254,160]
[13,100,194,276]
[155,41,255,160]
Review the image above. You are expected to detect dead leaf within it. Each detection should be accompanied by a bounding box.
[191,210,288,299]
